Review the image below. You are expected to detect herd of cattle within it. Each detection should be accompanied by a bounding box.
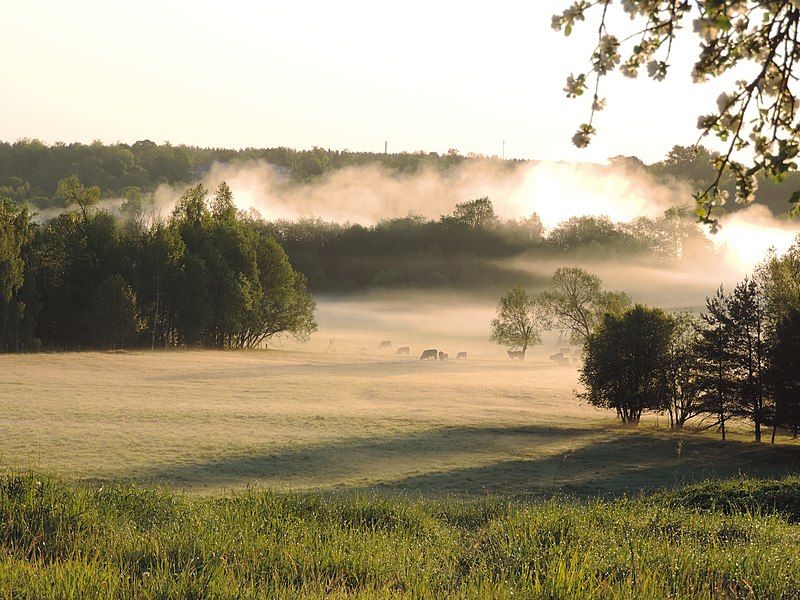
[380,341,467,360]
[377,340,579,365]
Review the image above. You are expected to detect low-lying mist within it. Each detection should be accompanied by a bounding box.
[39,156,799,338]
[153,158,799,279]
[160,158,681,228]
[223,162,794,305]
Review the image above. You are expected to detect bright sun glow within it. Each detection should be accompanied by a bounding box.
[712,206,800,272]
[508,163,674,229]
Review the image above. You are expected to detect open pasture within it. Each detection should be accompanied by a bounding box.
[2,341,798,496]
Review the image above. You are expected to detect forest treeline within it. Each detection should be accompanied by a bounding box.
[2,139,800,216]
[0,179,316,352]
[0,140,508,209]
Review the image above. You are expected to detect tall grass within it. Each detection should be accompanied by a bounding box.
[1,472,799,598]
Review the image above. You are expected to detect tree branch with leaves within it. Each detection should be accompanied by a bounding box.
[553,0,800,228]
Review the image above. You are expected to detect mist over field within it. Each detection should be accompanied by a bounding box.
[48,157,771,347]
[16,147,800,365]
[189,159,680,227]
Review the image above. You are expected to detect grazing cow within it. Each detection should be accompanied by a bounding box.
[438,351,448,360]
[420,349,438,361]
[507,350,524,360]
[396,346,410,355]
[379,340,392,349]
[555,356,569,367]
[456,352,467,360]
[549,352,565,362]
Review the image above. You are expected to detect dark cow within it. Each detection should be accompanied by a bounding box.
[438,351,448,360]
[456,352,467,360]
[549,352,565,362]
[420,349,438,361]
[554,356,569,366]
[396,346,410,355]
[507,350,524,360]
[379,340,392,349]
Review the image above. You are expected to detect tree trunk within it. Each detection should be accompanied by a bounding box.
[151,273,160,351]
[754,421,761,443]
[14,311,20,353]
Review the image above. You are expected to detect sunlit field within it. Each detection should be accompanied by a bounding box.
[2,297,798,498]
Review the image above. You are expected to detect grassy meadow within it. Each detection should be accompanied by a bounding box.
[1,345,799,497]
[3,298,800,597]
[2,472,800,598]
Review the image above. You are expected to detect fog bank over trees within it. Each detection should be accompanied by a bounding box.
[4,140,800,221]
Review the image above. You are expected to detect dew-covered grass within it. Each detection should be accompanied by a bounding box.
[1,472,800,598]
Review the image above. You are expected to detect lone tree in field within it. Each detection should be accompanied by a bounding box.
[580,305,673,425]
[538,267,630,344]
[490,285,548,360]
[552,1,800,225]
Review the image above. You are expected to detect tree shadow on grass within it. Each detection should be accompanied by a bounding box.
[133,424,599,490]
[129,425,800,498]
[361,431,800,499]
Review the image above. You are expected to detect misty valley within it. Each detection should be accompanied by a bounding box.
[2,144,800,597]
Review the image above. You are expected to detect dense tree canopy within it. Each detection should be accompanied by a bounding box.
[0,140,521,208]
[448,197,498,229]
[0,199,34,351]
[260,205,712,293]
[770,307,800,437]
[0,177,317,352]
[553,1,800,226]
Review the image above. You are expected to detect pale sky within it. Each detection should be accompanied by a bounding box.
[1,1,725,163]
